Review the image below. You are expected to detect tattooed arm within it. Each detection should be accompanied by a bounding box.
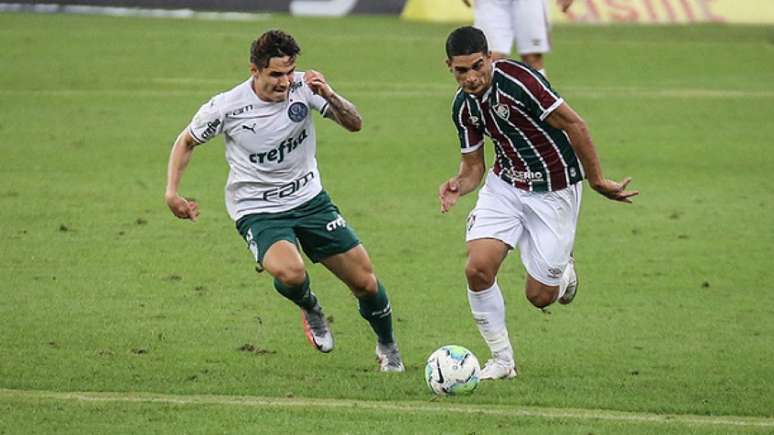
[303,70,362,132]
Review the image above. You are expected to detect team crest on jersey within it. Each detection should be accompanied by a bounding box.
[494,104,510,120]
[288,102,308,122]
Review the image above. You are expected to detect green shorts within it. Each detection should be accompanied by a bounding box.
[235,191,360,269]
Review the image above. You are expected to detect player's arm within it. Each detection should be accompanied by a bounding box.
[438,147,486,213]
[164,129,201,221]
[545,103,638,203]
[303,70,362,132]
[557,0,574,13]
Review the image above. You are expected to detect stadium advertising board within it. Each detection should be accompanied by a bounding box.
[401,0,774,24]
[3,0,774,23]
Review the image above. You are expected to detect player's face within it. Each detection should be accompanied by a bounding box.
[447,52,493,96]
[251,56,296,102]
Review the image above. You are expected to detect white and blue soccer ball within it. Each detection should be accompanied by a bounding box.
[424,345,480,396]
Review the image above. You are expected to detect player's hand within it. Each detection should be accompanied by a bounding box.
[462,0,471,7]
[304,70,334,99]
[439,178,461,213]
[590,177,639,203]
[165,193,200,221]
[557,0,574,12]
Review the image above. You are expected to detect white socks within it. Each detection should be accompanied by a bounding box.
[467,282,514,366]
[556,261,575,301]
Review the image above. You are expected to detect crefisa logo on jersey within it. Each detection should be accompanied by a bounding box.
[288,102,308,122]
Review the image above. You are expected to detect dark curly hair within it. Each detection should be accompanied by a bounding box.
[250,30,301,69]
[445,26,488,59]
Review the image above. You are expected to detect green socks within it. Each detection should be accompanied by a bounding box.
[274,274,317,311]
[358,281,395,345]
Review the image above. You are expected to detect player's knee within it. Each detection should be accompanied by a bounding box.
[525,287,556,309]
[349,272,378,297]
[273,264,307,287]
[465,263,496,291]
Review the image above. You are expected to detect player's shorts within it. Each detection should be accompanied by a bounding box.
[474,0,551,55]
[235,191,360,270]
[466,171,582,286]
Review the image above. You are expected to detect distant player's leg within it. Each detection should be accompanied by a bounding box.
[262,240,334,353]
[474,0,516,59]
[512,0,551,75]
[520,183,582,308]
[465,238,518,380]
[322,245,404,372]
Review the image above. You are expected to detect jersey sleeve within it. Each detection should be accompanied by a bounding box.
[296,72,330,116]
[452,93,484,153]
[498,61,564,121]
[187,95,225,144]
[309,93,329,116]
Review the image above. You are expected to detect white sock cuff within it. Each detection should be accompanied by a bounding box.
[467,281,500,298]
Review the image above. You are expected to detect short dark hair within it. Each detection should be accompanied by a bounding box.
[445,26,488,59]
[250,29,301,69]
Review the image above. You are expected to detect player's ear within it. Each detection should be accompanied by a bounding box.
[249,63,260,76]
[445,58,452,70]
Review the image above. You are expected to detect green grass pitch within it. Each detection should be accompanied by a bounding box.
[1,12,773,434]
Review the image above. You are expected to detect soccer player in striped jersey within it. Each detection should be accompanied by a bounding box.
[438,26,638,380]
[164,30,403,372]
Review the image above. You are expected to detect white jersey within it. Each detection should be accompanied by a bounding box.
[187,73,329,220]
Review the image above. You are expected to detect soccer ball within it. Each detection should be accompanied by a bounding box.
[424,345,481,396]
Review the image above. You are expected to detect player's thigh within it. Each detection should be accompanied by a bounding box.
[474,0,516,55]
[293,191,361,264]
[518,183,581,286]
[262,240,307,283]
[466,238,510,277]
[236,215,299,271]
[466,173,525,248]
[321,244,377,293]
[512,0,551,55]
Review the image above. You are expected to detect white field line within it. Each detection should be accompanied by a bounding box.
[1,85,773,99]
[1,388,773,429]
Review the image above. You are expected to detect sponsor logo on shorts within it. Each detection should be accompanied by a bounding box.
[466,213,477,233]
[288,102,308,122]
[260,171,315,201]
[325,213,347,232]
[548,267,563,279]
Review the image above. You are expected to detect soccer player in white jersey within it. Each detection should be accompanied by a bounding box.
[462,0,574,76]
[164,30,404,372]
[438,26,638,380]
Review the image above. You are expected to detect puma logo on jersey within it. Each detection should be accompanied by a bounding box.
[242,123,256,133]
[249,129,308,165]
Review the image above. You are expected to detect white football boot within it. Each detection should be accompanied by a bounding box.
[375,341,405,372]
[480,358,517,380]
[301,303,334,353]
[558,257,578,305]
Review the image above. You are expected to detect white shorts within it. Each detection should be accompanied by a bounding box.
[474,0,551,56]
[466,172,582,286]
